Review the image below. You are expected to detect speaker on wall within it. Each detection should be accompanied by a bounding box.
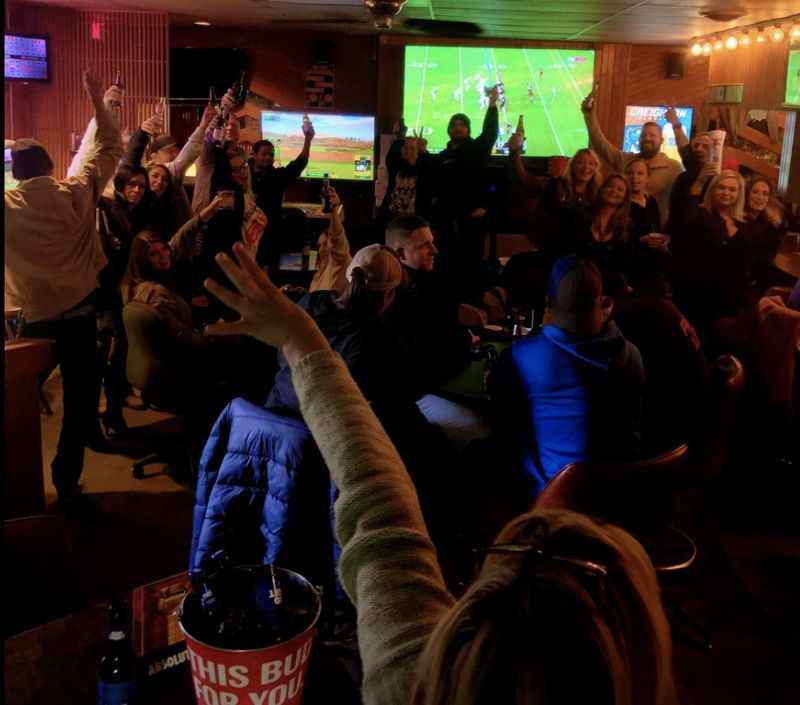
[666,52,686,80]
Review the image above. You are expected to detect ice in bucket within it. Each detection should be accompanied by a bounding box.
[179,555,321,705]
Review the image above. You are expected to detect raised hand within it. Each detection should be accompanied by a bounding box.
[487,85,500,107]
[765,204,783,228]
[581,91,595,114]
[664,106,680,127]
[201,102,218,127]
[82,71,105,106]
[506,131,524,152]
[302,119,315,140]
[220,88,236,114]
[204,243,329,362]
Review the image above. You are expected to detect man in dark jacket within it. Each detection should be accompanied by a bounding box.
[491,256,645,497]
[383,214,475,396]
[250,119,315,264]
[433,89,500,301]
[667,129,715,234]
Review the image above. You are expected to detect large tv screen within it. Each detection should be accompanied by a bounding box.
[786,48,800,106]
[260,111,374,181]
[623,106,694,162]
[5,34,49,81]
[403,45,595,157]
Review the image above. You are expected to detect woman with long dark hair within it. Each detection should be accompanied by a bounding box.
[577,174,634,296]
[95,164,150,435]
[742,176,785,289]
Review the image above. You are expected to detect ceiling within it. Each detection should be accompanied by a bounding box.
[17,0,800,44]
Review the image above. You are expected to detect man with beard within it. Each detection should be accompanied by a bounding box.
[581,93,682,228]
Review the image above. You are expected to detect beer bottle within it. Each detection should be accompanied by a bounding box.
[321,174,332,213]
[516,114,524,136]
[109,71,124,109]
[98,598,137,705]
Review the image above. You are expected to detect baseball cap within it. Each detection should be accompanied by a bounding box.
[345,244,403,292]
[548,256,603,329]
[151,134,177,153]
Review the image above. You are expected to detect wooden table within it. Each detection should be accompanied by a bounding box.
[4,338,54,519]
[774,235,800,280]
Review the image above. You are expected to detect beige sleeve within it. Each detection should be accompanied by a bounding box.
[584,109,625,173]
[291,349,454,705]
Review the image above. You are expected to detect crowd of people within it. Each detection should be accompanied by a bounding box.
[5,69,800,705]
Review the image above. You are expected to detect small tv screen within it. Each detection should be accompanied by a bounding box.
[403,45,595,157]
[5,148,18,190]
[260,111,374,181]
[623,106,694,162]
[785,49,800,106]
[5,34,48,81]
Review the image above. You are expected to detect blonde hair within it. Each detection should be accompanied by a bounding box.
[564,147,603,201]
[702,169,745,220]
[413,509,676,705]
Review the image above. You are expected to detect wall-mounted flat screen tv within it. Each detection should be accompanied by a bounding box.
[403,45,595,157]
[785,48,800,106]
[5,34,49,81]
[260,111,375,181]
[623,106,694,162]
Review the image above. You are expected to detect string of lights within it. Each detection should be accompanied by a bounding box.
[689,14,800,56]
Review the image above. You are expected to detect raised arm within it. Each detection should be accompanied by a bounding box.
[475,89,500,157]
[284,117,315,181]
[664,106,689,150]
[68,73,123,207]
[507,132,541,192]
[203,245,454,705]
[326,190,351,264]
[581,92,625,173]
[169,102,217,180]
[170,193,225,261]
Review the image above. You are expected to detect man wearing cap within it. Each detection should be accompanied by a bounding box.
[490,256,645,497]
[5,71,123,513]
[582,94,683,229]
[432,87,499,301]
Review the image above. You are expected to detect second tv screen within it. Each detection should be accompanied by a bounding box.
[260,111,375,181]
[403,45,595,157]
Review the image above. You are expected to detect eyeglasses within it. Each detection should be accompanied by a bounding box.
[473,544,608,578]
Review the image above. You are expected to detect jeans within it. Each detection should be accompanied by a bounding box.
[23,309,100,498]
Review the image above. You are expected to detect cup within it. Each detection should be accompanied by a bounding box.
[708,130,727,174]
[179,566,321,705]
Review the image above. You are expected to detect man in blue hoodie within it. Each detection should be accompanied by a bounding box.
[491,256,645,497]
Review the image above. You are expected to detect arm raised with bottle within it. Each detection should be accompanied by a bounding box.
[581,86,626,174]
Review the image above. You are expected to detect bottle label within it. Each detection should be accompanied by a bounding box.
[98,679,137,705]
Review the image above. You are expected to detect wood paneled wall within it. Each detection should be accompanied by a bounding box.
[5,3,168,179]
[708,37,791,114]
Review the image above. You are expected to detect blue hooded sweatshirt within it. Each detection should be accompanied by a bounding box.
[491,321,644,497]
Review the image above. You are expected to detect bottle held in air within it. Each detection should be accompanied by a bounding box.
[97,598,137,705]
[321,174,332,213]
[516,114,524,136]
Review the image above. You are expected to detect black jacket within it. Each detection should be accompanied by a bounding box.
[667,144,708,235]
[383,265,472,396]
[378,138,436,225]
[434,106,499,220]
[249,155,308,228]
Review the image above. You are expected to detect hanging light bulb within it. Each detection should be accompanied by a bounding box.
[791,24,800,41]
[690,40,703,56]
[740,31,751,47]
[725,35,738,50]
[702,41,713,55]
[756,27,766,43]
[771,25,785,42]
[713,36,724,50]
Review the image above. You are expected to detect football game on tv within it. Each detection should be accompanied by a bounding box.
[786,48,800,106]
[260,111,375,181]
[402,45,595,157]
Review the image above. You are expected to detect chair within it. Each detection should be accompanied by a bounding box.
[122,302,195,480]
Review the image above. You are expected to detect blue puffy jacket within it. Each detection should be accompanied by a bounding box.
[189,397,337,596]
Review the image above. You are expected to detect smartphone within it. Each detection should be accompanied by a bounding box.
[218,190,235,210]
